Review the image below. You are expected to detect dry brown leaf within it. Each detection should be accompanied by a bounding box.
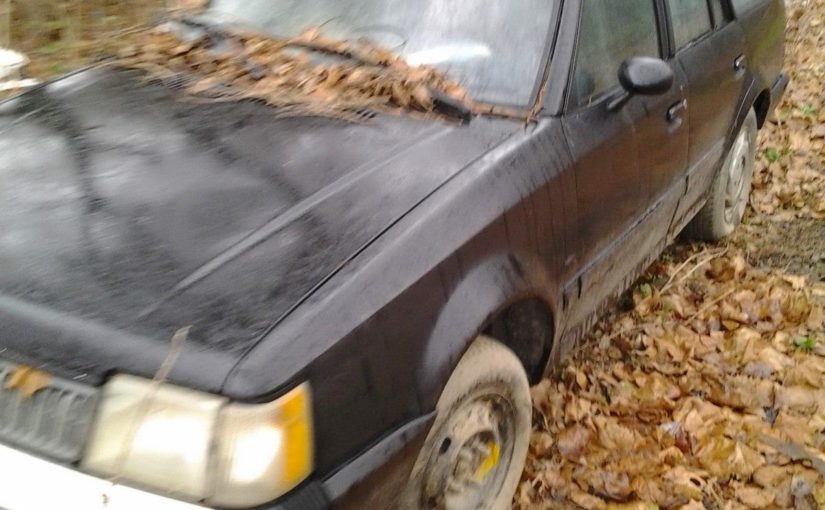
[784,358,825,387]
[569,489,607,510]
[533,431,556,457]
[606,503,659,510]
[752,464,790,489]
[695,435,763,479]
[3,366,51,399]
[593,416,639,452]
[590,470,633,501]
[773,412,814,444]
[758,435,825,476]
[663,466,707,501]
[774,385,818,411]
[734,485,775,509]
[557,425,591,461]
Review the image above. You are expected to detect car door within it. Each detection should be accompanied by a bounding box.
[561,0,688,329]
[667,0,748,223]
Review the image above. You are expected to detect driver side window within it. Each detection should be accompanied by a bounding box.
[570,0,660,109]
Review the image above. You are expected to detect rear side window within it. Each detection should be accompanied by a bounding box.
[709,0,728,26]
[667,0,713,49]
[570,0,659,108]
[730,0,758,15]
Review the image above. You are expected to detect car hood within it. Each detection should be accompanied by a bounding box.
[0,68,514,393]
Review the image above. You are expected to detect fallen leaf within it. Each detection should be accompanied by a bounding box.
[774,385,818,411]
[663,466,706,500]
[557,425,591,461]
[3,366,51,399]
[752,464,789,489]
[758,435,825,475]
[570,489,607,510]
[735,485,775,509]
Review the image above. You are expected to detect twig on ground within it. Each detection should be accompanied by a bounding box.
[688,288,736,322]
[661,248,728,294]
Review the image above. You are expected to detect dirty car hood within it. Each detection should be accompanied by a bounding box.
[0,68,513,393]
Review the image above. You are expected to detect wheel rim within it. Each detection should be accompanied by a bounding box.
[420,394,516,510]
[724,128,751,224]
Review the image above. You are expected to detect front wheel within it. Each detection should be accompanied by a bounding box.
[685,109,758,241]
[402,337,531,510]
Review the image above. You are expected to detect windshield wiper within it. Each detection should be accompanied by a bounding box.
[430,88,472,124]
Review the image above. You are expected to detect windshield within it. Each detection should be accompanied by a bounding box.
[205,0,555,106]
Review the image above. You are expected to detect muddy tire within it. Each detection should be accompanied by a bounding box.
[402,336,531,510]
[685,109,758,241]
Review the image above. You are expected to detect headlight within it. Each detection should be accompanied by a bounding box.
[82,375,313,508]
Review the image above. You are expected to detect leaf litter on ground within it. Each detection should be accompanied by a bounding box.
[750,1,825,221]
[517,248,825,510]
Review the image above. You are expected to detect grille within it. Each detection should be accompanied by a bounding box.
[0,359,99,463]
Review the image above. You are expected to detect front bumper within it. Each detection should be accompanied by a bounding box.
[0,442,330,510]
[0,412,434,510]
[0,442,207,510]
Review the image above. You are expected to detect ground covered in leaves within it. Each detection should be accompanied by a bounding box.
[516,2,825,509]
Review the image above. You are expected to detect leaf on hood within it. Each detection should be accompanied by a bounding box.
[4,366,51,400]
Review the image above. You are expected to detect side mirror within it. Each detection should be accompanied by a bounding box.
[619,56,674,95]
[609,56,674,110]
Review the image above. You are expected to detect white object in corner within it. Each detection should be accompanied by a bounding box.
[0,47,29,80]
[0,48,39,91]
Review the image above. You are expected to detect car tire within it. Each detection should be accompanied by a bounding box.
[685,109,758,241]
[402,336,531,510]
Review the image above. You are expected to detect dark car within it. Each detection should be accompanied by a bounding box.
[0,0,787,509]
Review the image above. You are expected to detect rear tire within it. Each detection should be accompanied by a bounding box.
[403,336,531,510]
[685,109,758,241]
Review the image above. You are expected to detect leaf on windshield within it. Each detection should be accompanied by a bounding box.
[107,18,526,122]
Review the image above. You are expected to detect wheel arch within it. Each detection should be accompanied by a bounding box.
[753,88,772,129]
[483,297,555,383]
[415,251,560,412]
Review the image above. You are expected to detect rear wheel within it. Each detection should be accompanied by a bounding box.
[403,337,531,510]
[685,109,758,241]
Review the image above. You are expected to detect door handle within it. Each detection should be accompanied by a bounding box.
[734,54,747,71]
[667,99,687,122]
